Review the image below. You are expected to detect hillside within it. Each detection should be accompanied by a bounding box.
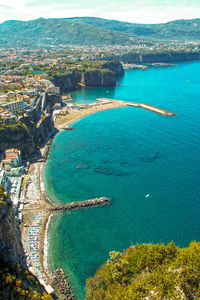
[67,17,200,41]
[0,18,142,47]
[85,242,200,299]
[0,17,200,47]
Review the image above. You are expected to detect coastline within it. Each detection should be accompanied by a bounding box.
[20,99,176,296]
[54,101,126,130]
[43,213,53,273]
[20,101,126,296]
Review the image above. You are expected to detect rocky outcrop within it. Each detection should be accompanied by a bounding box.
[0,186,26,267]
[17,92,58,152]
[51,61,124,93]
[0,186,53,299]
[101,61,124,76]
[52,72,82,93]
[33,113,54,146]
[120,51,200,64]
[84,69,115,87]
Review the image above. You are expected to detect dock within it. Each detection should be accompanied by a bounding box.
[127,102,176,116]
[47,197,110,212]
[96,98,176,116]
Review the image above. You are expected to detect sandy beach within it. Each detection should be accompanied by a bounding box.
[54,100,125,130]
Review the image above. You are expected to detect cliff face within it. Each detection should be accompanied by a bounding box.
[33,113,55,146]
[120,51,200,63]
[51,61,124,93]
[0,123,36,158]
[101,61,124,76]
[18,92,57,151]
[52,72,82,93]
[84,69,116,87]
[0,186,53,299]
[0,186,26,267]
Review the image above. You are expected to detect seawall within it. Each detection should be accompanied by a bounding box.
[47,197,110,212]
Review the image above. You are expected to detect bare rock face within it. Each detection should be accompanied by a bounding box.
[52,72,82,93]
[0,186,26,267]
[84,69,116,87]
[32,113,55,146]
[51,61,124,93]
[101,61,124,76]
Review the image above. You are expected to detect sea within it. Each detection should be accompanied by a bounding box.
[43,61,200,299]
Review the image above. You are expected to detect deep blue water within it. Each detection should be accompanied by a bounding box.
[44,61,200,299]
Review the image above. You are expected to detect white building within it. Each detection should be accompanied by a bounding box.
[0,100,24,114]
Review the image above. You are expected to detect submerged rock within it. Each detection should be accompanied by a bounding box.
[93,168,114,175]
[139,151,160,163]
[75,163,90,169]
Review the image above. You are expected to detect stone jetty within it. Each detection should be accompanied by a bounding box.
[47,197,110,212]
[96,98,176,116]
[127,102,176,116]
[53,269,75,300]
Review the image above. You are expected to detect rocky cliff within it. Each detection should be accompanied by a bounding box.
[52,71,82,93]
[0,186,25,267]
[33,113,55,146]
[0,97,56,159]
[120,51,200,64]
[84,69,115,87]
[51,61,124,93]
[101,61,124,76]
[0,185,53,299]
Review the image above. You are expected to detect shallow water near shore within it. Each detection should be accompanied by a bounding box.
[44,61,200,299]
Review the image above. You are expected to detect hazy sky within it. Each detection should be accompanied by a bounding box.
[0,0,200,24]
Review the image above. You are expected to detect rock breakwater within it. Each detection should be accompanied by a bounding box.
[53,268,75,300]
[47,197,110,213]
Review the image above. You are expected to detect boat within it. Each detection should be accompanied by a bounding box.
[145,194,150,198]
[64,127,75,131]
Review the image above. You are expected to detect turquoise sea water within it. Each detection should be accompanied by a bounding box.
[44,61,200,299]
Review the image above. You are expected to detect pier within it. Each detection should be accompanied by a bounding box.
[47,197,110,212]
[127,102,176,116]
[96,98,176,116]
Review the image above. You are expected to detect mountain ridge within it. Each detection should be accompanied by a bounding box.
[0,17,200,47]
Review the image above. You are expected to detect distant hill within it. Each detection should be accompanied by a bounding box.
[67,17,200,40]
[0,17,200,47]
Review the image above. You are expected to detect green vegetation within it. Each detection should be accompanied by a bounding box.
[0,17,200,47]
[0,122,31,143]
[85,242,200,299]
[0,253,53,299]
[0,185,8,205]
[43,60,118,78]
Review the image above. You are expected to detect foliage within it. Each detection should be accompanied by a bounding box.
[85,242,200,299]
[0,185,8,205]
[0,253,53,299]
[0,17,200,47]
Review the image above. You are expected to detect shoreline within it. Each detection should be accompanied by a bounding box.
[20,101,126,296]
[54,101,126,130]
[20,99,176,296]
[43,213,53,273]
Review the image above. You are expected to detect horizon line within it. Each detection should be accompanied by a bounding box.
[1,15,200,26]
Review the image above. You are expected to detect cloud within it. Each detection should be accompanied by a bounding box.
[0,0,199,24]
[101,5,200,23]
